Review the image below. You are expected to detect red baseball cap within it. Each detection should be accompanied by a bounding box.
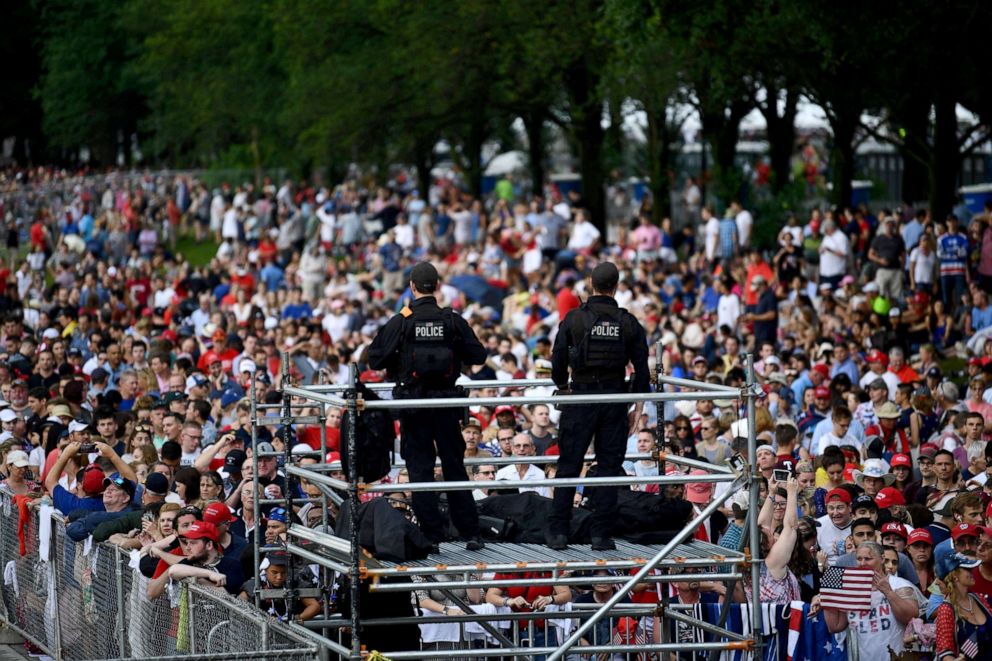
[183,521,220,543]
[952,523,980,541]
[880,522,907,541]
[889,454,911,468]
[212,328,227,342]
[814,385,831,399]
[875,487,906,508]
[825,488,851,505]
[203,502,238,525]
[325,451,341,463]
[907,529,933,547]
[866,350,889,366]
[969,357,985,367]
[811,364,830,378]
[493,405,516,416]
[82,465,106,495]
[360,370,385,383]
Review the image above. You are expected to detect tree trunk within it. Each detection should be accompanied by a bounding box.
[565,58,606,233]
[702,98,750,205]
[413,137,433,201]
[892,98,931,206]
[828,112,858,208]
[931,92,959,221]
[251,125,263,189]
[646,104,673,225]
[522,109,546,197]
[463,114,487,199]
[761,85,798,194]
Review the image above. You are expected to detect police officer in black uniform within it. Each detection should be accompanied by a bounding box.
[367,262,488,551]
[546,261,650,551]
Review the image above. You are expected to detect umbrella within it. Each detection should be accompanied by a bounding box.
[449,274,506,311]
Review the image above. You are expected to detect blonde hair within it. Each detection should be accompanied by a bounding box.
[944,569,970,616]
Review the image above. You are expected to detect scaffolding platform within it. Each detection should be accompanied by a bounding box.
[251,354,765,660]
[366,539,744,577]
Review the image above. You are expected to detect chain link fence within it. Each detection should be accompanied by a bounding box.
[0,492,318,661]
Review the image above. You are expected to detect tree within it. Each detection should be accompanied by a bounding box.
[35,0,145,164]
[0,0,44,163]
[126,0,286,180]
[602,0,685,223]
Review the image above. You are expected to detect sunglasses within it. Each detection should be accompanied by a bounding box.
[107,476,129,489]
[178,506,202,517]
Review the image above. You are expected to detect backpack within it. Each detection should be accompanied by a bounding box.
[340,382,396,483]
[568,303,626,376]
[400,306,458,386]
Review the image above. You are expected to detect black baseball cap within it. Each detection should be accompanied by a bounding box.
[410,262,439,293]
[591,262,619,292]
[266,552,291,566]
[144,472,170,497]
[224,449,247,472]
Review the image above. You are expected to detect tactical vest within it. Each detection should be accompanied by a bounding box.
[569,302,627,383]
[399,305,457,387]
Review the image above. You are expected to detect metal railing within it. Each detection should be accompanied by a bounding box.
[0,492,318,661]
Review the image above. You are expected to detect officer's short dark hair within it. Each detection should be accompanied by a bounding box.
[590,262,619,292]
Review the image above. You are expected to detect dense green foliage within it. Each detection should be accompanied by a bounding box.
[7,0,992,228]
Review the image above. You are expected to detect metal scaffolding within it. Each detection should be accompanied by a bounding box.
[249,347,764,660]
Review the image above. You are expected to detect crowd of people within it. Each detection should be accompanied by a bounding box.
[3,164,992,659]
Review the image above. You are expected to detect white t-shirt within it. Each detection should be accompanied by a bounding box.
[180,449,201,466]
[568,221,601,251]
[704,218,720,261]
[819,231,850,277]
[717,293,742,330]
[816,431,862,457]
[736,210,753,247]
[321,312,351,343]
[846,575,914,659]
[858,370,901,401]
[816,515,851,564]
[451,210,473,245]
[909,246,936,285]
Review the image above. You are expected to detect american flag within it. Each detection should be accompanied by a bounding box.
[819,567,874,611]
[961,632,979,659]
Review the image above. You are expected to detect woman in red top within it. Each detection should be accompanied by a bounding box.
[486,573,571,657]
[934,552,992,660]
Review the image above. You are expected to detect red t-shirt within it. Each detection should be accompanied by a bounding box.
[493,571,552,626]
[197,348,240,373]
[556,289,580,318]
[972,567,992,602]
[299,425,341,452]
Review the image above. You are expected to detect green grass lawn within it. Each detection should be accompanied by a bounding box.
[175,236,219,267]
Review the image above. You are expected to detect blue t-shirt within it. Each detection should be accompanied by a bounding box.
[52,485,105,516]
[260,264,284,291]
[282,302,312,320]
[973,305,992,331]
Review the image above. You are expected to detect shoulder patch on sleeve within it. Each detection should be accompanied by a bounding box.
[400,306,413,318]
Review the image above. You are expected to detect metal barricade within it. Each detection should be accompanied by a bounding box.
[0,492,318,661]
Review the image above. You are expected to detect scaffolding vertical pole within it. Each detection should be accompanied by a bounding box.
[251,365,261,610]
[654,339,670,649]
[346,363,362,660]
[745,353,762,655]
[317,371,331,625]
[282,354,297,620]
